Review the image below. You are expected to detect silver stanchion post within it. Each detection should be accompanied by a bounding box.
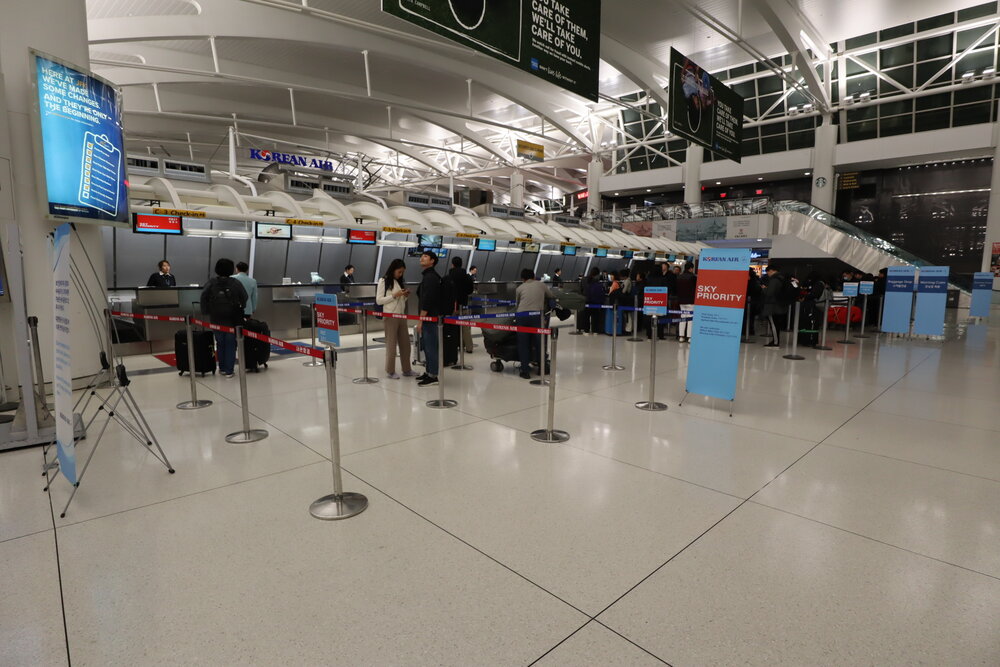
[603,304,625,371]
[855,295,871,339]
[815,301,832,350]
[177,315,212,410]
[628,294,643,342]
[530,311,550,386]
[636,315,667,411]
[310,347,368,520]
[352,308,378,384]
[783,301,805,360]
[225,326,268,443]
[877,294,885,332]
[427,317,457,409]
[452,306,473,371]
[531,328,569,442]
[741,297,753,344]
[838,297,856,344]
[27,316,51,419]
[303,303,324,368]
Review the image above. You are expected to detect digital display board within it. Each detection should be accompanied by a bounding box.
[256,222,292,240]
[595,247,608,258]
[417,233,443,248]
[523,242,540,254]
[562,245,577,256]
[32,51,129,224]
[623,250,634,259]
[133,213,182,235]
[348,229,377,244]
[476,238,496,251]
[669,48,744,163]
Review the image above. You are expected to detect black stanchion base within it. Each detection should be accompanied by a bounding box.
[854,334,871,339]
[426,399,457,409]
[603,364,625,371]
[451,364,473,371]
[530,428,569,443]
[309,492,368,520]
[0,401,18,412]
[569,330,584,336]
[529,378,551,386]
[783,354,806,360]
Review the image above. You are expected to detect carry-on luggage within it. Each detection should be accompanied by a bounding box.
[443,323,460,367]
[242,318,271,372]
[175,329,216,376]
[604,307,625,335]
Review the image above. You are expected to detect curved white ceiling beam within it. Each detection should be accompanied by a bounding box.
[348,201,397,227]
[600,37,671,112]
[421,209,467,234]
[387,206,434,232]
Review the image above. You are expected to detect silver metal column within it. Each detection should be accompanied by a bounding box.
[225,327,268,443]
[27,316,49,416]
[741,297,753,344]
[855,295,871,339]
[530,311,550,386]
[815,301,833,350]
[783,302,806,360]
[627,294,643,342]
[427,318,457,409]
[838,297,856,344]
[177,316,212,410]
[303,303,324,368]
[603,305,625,371]
[310,347,368,520]
[452,306,473,371]
[531,329,569,442]
[636,315,668,411]
[352,308,378,384]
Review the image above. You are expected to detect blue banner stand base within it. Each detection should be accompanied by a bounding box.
[680,392,735,418]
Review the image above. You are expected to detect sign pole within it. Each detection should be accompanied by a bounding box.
[427,317,457,409]
[741,297,753,344]
[783,302,806,360]
[177,316,212,409]
[838,297,856,344]
[628,294,643,342]
[815,301,833,350]
[225,327,268,443]
[603,304,625,371]
[352,309,378,384]
[303,304,323,367]
[452,306,473,371]
[855,295,871,338]
[310,347,368,520]
[531,329,569,442]
[530,311,550,386]
[636,315,667,411]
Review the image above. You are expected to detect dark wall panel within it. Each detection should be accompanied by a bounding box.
[285,240,322,283]
[115,229,166,287]
[317,243,352,284]
[346,244,379,283]
[254,240,288,284]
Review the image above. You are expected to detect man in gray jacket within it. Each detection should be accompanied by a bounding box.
[515,269,553,380]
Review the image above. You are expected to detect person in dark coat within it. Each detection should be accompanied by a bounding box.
[675,262,697,342]
[199,258,248,378]
[147,260,176,287]
[761,265,788,347]
[744,269,763,336]
[583,267,605,334]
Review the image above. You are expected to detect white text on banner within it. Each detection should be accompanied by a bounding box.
[53,224,76,483]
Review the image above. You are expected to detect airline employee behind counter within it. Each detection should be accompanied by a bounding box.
[147,260,176,288]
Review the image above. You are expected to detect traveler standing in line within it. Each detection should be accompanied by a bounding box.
[583,267,605,334]
[233,261,258,317]
[744,268,763,336]
[146,260,176,287]
[376,258,417,379]
[675,261,697,343]
[761,265,787,348]
[515,268,554,380]
[200,258,248,378]
[414,251,443,387]
[449,256,476,354]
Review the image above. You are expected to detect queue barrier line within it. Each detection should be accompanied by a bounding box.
[242,328,325,360]
[190,318,236,334]
[453,310,541,321]
[110,310,187,323]
[443,317,551,336]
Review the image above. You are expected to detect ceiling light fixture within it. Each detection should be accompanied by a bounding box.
[859,92,872,103]
[843,94,855,106]
[984,67,996,80]
[962,71,976,84]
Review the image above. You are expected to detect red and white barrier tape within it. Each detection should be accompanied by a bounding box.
[110,310,187,323]
[242,329,325,360]
[190,318,236,334]
[444,317,551,335]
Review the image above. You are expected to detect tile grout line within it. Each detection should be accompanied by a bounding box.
[823,442,1000,486]
[42,448,73,667]
[524,619,593,666]
[592,619,675,666]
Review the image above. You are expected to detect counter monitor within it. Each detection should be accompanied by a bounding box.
[348,229,377,245]
[133,213,183,235]
[476,238,496,251]
[255,222,292,240]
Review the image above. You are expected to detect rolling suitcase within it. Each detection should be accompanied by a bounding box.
[443,323,460,367]
[175,329,216,376]
[242,318,271,372]
[604,307,625,335]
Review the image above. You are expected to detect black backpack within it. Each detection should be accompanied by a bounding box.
[439,273,457,316]
[779,276,798,305]
[206,277,244,322]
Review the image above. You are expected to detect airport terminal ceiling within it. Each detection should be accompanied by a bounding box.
[85,0,995,203]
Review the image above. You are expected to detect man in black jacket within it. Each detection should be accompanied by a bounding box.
[147,260,176,287]
[761,265,788,348]
[449,256,475,353]
[415,251,443,386]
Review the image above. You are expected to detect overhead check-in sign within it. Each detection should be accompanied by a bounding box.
[517,139,545,162]
[285,218,325,227]
[249,149,336,172]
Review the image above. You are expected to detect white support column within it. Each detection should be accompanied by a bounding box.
[811,115,837,213]
[510,170,525,208]
[587,156,602,215]
[983,112,1000,280]
[683,144,703,204]
[0,0,107,397]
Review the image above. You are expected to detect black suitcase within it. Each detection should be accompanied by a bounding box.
[443,323,460,367]
[242,319,271,372]
[175,329,216,376]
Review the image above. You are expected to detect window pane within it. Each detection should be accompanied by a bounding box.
[846,106,878,122]
[954,85,992,104]
[915,108,951,132]
[846,32,878,50]
[957,2,997,22]
[880,43,914,68]
[917,13,954,32]
[956,26,993,51]
[916,91,951,110]
[881,99,914,116]
[955,49,996,77]
[757,75,783,95]
[916,58,951,87]
[917,35,952,61]
[880,23,914,41]
[847,74,877,95]
[953,101,992,126]
[787,130,815,150]
[847,121,877,141]
[879,115,912,136]
[761,135,787,153]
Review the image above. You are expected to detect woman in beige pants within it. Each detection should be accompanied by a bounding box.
[376,259,417,379]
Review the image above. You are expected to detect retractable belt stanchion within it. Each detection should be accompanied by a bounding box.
[225,326,269,444]
[303,303,324,368]
[815,302,833,350]
[855,295,871,339]
[530,311,550,386]
[741,298,753,344]
[352,308,378,384]
[783,301,806,360]
[603,304,625,371]
[636,315,668,412]
[427,317,457,409]
[176,315,212,410]
[628,295,643,342]
[310,347,368,520]
[877,294,885,332]
[27,316,49,417]
[452,306,473,371]
[531,328,569,443]
[838,297,856,345]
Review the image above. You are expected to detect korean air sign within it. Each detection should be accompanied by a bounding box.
[249,149,334,172]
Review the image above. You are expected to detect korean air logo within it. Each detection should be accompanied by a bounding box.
[531,58,540,71]
[259,150,272,160]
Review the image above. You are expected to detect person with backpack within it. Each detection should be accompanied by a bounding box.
[415,250,444,387]
[200,258,248,378]
[449,256,475,354]
[675,262,697,343]
[761,265,789,348]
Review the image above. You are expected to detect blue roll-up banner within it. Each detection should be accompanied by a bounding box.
[913,266,949,336]
[53,223,77,484]
[969,272,993,318]
[685,249,751,402]
[842,282,859,297]
[882,266,916,334]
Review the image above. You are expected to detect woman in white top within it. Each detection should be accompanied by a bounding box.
[376,259,416,379]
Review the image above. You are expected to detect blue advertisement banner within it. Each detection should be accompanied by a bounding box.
[34,53,128,224]
[859,281,874,296]
[315,294,341,347]
[643,286,669,316]
[882,266,916,334]
[913,266,949,336]
[685,249,751,402]
[842,282,859,297]
[969,272,992,318]
[53,224,77,484]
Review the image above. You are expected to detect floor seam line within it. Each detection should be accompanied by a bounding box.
[591,619,674,666]
[823,442,1000,485]
[525,619,594,667]
[42,448,73,667]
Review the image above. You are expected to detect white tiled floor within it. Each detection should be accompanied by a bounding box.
[2,313,999,664]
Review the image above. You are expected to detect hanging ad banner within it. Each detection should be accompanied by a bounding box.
[668,48,744,163]
[32,51,128,225]
[969,272,993,318]
[315,293,341,347]
[882,266,916,334]
[685,249,751,402]
[913,266,949,336]
[382,1,601,101]
[52,223,77,484]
